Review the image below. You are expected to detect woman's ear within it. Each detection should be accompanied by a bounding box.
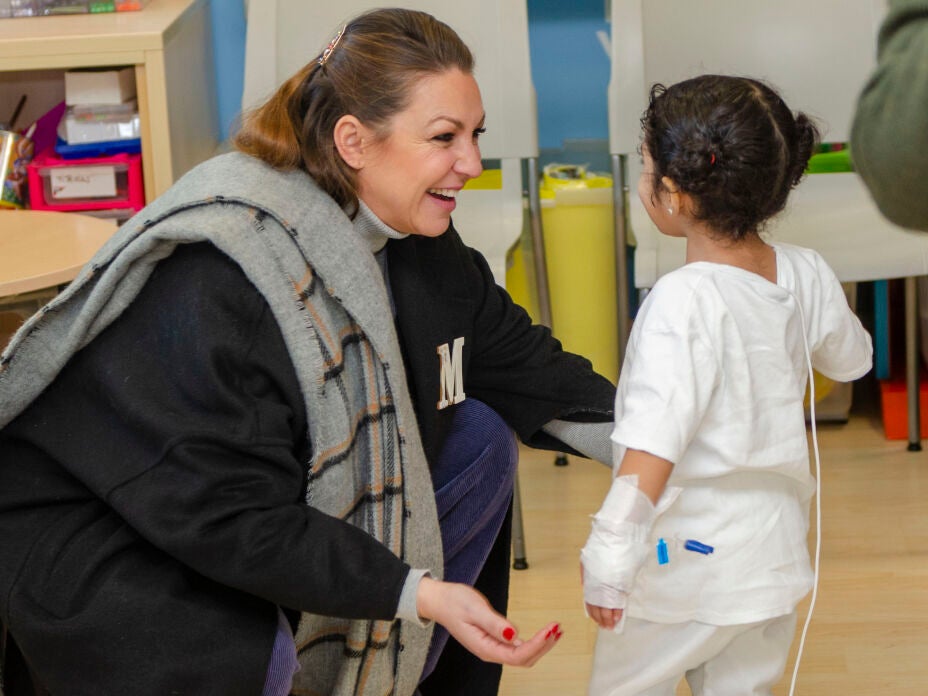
[333,115,366,169]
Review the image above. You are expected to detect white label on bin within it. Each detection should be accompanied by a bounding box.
[50,167,117,199]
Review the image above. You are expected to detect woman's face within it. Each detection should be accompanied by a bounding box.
[355,69,485,237]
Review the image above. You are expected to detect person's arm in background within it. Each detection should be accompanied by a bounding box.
[851,0,928,230]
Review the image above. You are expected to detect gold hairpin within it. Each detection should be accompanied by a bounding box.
[318,25,346,68]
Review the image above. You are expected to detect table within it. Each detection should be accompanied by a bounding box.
[0,209,116,299]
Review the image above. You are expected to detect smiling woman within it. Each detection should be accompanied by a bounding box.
[338,69,486,237]
[0,8,616,696]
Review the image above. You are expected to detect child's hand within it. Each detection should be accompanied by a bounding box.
[585,603,624,631]
[580,562,627,632]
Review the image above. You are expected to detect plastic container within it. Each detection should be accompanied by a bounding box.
[0,128,34,209]
[63,103,141,145]
[505,198,541,323]
[7,0,37,16]
[879,378,928,440]
[38,0,88,14]
[806,148,853,174]
[27,149,144,212]
[0,0,146,13]
[539,163,618,383]
[54,136,141,159]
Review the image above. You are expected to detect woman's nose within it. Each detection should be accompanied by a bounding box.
[455,142,483,179]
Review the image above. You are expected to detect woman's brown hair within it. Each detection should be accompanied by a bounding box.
[234,8,474,214]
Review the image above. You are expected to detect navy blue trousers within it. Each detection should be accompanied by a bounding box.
[418,398,517,694]
[260,398,517,696]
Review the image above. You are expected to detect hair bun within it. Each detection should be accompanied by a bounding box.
[669,129,720,193]
[789,112,820,187]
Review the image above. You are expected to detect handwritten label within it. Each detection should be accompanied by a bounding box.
[50,166,117,200]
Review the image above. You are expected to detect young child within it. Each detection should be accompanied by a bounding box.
[580,75,873,695]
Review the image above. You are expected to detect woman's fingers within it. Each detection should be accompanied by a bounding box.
[501,621,563,667]
[418,578,562,666]
[458,618,562,666]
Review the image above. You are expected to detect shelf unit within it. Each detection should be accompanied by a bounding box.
[0,0,219,202]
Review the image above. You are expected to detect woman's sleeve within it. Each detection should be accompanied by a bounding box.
[22,243,409,620]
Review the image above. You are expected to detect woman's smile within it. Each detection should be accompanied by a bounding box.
[354,68,485,236]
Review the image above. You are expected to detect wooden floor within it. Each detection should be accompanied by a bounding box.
[499,386,928,695]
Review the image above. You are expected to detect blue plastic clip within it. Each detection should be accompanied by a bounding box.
[656,538,669,565]
[684,539,714,555]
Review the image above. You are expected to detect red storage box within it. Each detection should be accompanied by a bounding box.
[879,376,928,440]
[27,149,144,213]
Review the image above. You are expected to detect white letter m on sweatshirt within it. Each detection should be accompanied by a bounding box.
[436,336,466,409]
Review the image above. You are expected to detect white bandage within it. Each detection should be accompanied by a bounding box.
[580,475,681,623]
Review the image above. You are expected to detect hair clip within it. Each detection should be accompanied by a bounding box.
[318,25,346,68]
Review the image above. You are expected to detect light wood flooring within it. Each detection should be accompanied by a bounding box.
[499,385,928,695]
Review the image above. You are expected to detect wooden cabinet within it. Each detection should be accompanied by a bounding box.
[0,0,219,201]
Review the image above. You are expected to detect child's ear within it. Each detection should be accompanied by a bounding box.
[661,176,683,216]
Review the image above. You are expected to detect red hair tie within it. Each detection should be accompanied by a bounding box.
[709,152,716,165]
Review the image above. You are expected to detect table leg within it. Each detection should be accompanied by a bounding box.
[905,276,922,451]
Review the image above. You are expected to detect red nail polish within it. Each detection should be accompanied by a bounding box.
[503,627,515,641]
[555,630,563,640]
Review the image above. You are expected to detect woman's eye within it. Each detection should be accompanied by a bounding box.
[473,127,487,140]
[433,133,454,143]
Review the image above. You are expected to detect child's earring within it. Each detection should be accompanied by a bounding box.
[667,207,673,215]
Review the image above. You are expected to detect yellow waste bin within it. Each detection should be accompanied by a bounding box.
[539,164,618,384]
[504,199,542,324]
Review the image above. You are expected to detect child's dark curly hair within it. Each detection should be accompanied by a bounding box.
[641,75,820,239]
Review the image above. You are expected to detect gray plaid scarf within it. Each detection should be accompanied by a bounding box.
[0,153,442,696]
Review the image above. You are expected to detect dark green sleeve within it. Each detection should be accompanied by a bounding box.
[851,0,928,230]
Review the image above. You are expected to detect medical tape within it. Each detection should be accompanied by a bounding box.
[581,476,656,602]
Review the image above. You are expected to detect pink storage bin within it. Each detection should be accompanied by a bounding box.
[27,149,144,212]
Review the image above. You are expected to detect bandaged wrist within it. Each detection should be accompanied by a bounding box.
[580,476,657,607]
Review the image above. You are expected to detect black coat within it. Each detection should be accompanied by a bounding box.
[388,225,614,463]
[0,228,614,696]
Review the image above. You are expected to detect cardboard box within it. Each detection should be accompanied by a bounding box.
[65,67,136,106]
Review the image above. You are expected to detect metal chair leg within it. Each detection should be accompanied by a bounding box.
[905,276,922,451]
[511,472,528,570]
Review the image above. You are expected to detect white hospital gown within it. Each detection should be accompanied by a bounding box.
[615,243,872,625]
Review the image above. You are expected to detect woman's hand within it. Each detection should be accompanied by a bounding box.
[416,576,562,666]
